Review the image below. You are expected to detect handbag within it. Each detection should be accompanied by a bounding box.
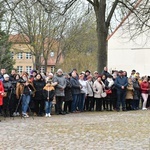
[101,91,107,98]
[105,89,112,95]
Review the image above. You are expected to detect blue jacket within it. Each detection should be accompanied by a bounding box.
[114,76,128,91]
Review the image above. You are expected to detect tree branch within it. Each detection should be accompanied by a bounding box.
[106,0,119,27]
[86,0,95,6]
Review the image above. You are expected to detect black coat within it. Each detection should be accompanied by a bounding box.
[64,79,73,101]
[33,79,45,100]
[43,89,55,101]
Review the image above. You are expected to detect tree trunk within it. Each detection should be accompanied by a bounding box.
[35,55,41,71]
[94,1,108,73]
[44,58,48,73]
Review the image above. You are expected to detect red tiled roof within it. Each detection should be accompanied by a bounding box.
[9,34,30,43]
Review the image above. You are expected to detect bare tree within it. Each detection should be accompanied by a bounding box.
[4,0,69,72]
[4,0,150,72]
[36,0,150,72]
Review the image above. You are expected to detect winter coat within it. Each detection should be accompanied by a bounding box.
[53,74,66,96]
[64,78,73,101]
[33,79,45,100]
[93,80,105,98]
[79,79,87,94]
[114,76,128,91]
[126,79,134,99]
[86,80,94,97]
[140,81,149,94]
[43,84,55,101]
[16,82,36,99]
[0,81,4,105]
[101,70,111,78]
[70,77,81,95]
[133,79,140,100]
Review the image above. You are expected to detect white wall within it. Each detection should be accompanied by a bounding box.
[108,30,150,76]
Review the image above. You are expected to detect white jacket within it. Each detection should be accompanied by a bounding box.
[93,80,105,98]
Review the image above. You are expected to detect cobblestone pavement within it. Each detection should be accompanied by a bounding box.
[0,110,150,150]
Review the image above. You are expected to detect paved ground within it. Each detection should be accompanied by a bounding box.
[0,110,150,150]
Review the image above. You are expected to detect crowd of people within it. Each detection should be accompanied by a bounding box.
[0,67,149,120]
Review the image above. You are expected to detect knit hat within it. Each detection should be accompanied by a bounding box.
[3,74,9,78]
[49,73,53,76]
[57,69,63,74]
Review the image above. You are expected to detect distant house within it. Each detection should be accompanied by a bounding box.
[9,34,63,74]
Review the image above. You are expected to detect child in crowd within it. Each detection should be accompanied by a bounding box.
[43,80,55,117]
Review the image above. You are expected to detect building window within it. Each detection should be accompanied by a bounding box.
[11,52,14,58]
[26,52,32,59]
[17,52,23,59]
[17,66,23,73]
[51,66,55,73]
[40,66,45,73]
[26,66,32,73]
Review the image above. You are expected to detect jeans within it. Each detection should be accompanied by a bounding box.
[45,101,52,114]
[78,93,85,111]
[116,90,126,110]
[71,94,80,112]
[22,94,31,114]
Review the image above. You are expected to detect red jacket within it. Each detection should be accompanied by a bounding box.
[0,81,4,105]
[140,81,149,94]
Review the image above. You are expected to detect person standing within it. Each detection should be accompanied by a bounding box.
[0,80,4,116]
[126,78,134,110]
[140,76,149,110]
[132,75,140,110]
[16,79,36,117]
[114,70,128,111]
[2,74,13,117]
[70,71,81,113]
[78,73,87,112]
[53,69,66,115]
[43,80,55,117]
[105,75,114,111]
[63,73,73,114]
[93,75,105,111]
[33,73,46,116]
[86,75,94,111]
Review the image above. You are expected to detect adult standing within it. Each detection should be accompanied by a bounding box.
[78,73,87,112]
[2,74,13,117]
[140,76,149,110]
[105,75,114,111]
[114,70,128,111]
[70,71,81,113]
[86,75,94,111]
[64,73,73,114]
[132,75,140,110]
[16,79,36,117]
[33,73,46,116]
[53,69,66,115]
[93,75,105,111]
[0,80,4,116]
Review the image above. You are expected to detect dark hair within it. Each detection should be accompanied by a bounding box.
[35,73,43,80]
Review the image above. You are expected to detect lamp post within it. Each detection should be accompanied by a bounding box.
[50,51,55,73]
